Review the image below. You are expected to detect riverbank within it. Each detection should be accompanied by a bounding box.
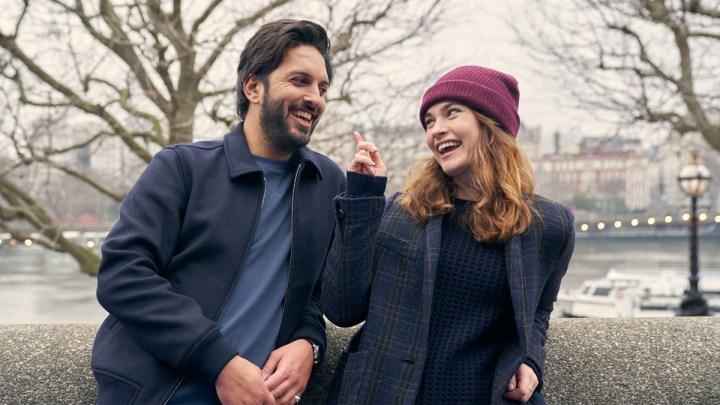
[2,236,720,323]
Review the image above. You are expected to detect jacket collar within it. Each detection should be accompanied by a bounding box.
[223,123,324,180]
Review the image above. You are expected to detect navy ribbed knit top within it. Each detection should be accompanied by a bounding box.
[416,200,516,404]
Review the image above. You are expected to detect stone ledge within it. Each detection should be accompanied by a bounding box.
[1,318,718,404]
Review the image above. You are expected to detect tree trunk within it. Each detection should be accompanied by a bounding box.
[169,102,197,145]
[700,130,720,154]
[59,239,101,276]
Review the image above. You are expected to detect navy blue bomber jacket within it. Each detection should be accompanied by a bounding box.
[92,124,346,404]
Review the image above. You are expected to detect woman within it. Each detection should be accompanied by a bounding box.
[322,66,575,404]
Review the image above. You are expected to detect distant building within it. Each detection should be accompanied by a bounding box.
[531,137,651,212]
[517,125,545,159]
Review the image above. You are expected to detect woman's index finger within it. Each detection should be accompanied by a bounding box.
[353,130,364,145]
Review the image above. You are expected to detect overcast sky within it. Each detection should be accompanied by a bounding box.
[430,1,615,145]
[0,0,618,151]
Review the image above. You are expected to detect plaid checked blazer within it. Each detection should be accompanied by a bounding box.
[322,190,575,404]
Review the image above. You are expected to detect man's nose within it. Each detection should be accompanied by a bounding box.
[303,89,325,109]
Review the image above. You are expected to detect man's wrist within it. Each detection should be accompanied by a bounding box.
[303,339,319,365]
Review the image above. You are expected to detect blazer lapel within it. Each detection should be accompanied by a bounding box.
[491,235,533,403]
[505,234,529,350]
[422,215,443,319]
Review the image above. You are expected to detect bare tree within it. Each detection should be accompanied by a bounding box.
[0,0,450,275]
[514,0,720,152]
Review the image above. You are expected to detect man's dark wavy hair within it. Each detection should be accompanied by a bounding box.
[236,19,334,119]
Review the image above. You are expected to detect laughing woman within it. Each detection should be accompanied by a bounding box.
[322,66,575,404]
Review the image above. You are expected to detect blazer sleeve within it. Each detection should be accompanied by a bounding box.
[96,148,236,383]
[526,204,575,390]
[321,172,387,327]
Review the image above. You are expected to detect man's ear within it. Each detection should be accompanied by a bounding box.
[243,74,263,105]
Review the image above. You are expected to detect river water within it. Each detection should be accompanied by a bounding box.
[1,236,719,324]
[0,247,106,324]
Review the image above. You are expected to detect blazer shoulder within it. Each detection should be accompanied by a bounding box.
[531,195,575,243]
[533,195,574,221]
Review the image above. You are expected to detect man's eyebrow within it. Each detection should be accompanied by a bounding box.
[287,70,330,86]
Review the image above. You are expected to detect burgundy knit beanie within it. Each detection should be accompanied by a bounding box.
[419,65,520,138]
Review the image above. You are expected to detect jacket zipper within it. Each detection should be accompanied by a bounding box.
[273,163,302,348]
[163,174,267,404]
[163,374,186,405]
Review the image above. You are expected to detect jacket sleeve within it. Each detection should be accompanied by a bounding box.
[290,278,326,358]
[96,148,237,384]
[321,172,388,327]
[527,204,575,390]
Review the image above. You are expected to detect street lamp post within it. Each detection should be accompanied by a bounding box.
[676,151,712,316]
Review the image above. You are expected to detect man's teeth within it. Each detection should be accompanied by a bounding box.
[438,141,461,153]
[293,110,312,121]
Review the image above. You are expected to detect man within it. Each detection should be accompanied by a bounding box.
[91,19,345,405]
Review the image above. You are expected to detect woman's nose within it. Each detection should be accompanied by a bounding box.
[429,120,448,138]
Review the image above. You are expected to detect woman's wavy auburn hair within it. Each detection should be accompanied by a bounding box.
[399,111,536,242]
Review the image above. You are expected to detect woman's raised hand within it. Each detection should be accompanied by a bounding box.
[347,131,387,177]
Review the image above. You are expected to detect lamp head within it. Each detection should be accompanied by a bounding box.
[678,151,712,196]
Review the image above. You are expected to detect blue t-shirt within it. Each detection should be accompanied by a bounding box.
[169,155,294,404]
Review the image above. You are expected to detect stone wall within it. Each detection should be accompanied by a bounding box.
[1,318,718,404]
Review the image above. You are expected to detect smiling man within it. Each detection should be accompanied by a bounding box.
[91,20,346,405]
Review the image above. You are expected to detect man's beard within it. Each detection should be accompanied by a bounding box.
[259,91,316,156]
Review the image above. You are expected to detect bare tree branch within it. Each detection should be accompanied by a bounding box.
[196,0,292,80]
[0,0,456,275]
[517,0,720,151]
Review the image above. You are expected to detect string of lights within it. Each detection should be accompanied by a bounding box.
[577,213,720,233]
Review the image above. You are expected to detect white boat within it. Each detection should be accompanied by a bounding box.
[556,268,720,318]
